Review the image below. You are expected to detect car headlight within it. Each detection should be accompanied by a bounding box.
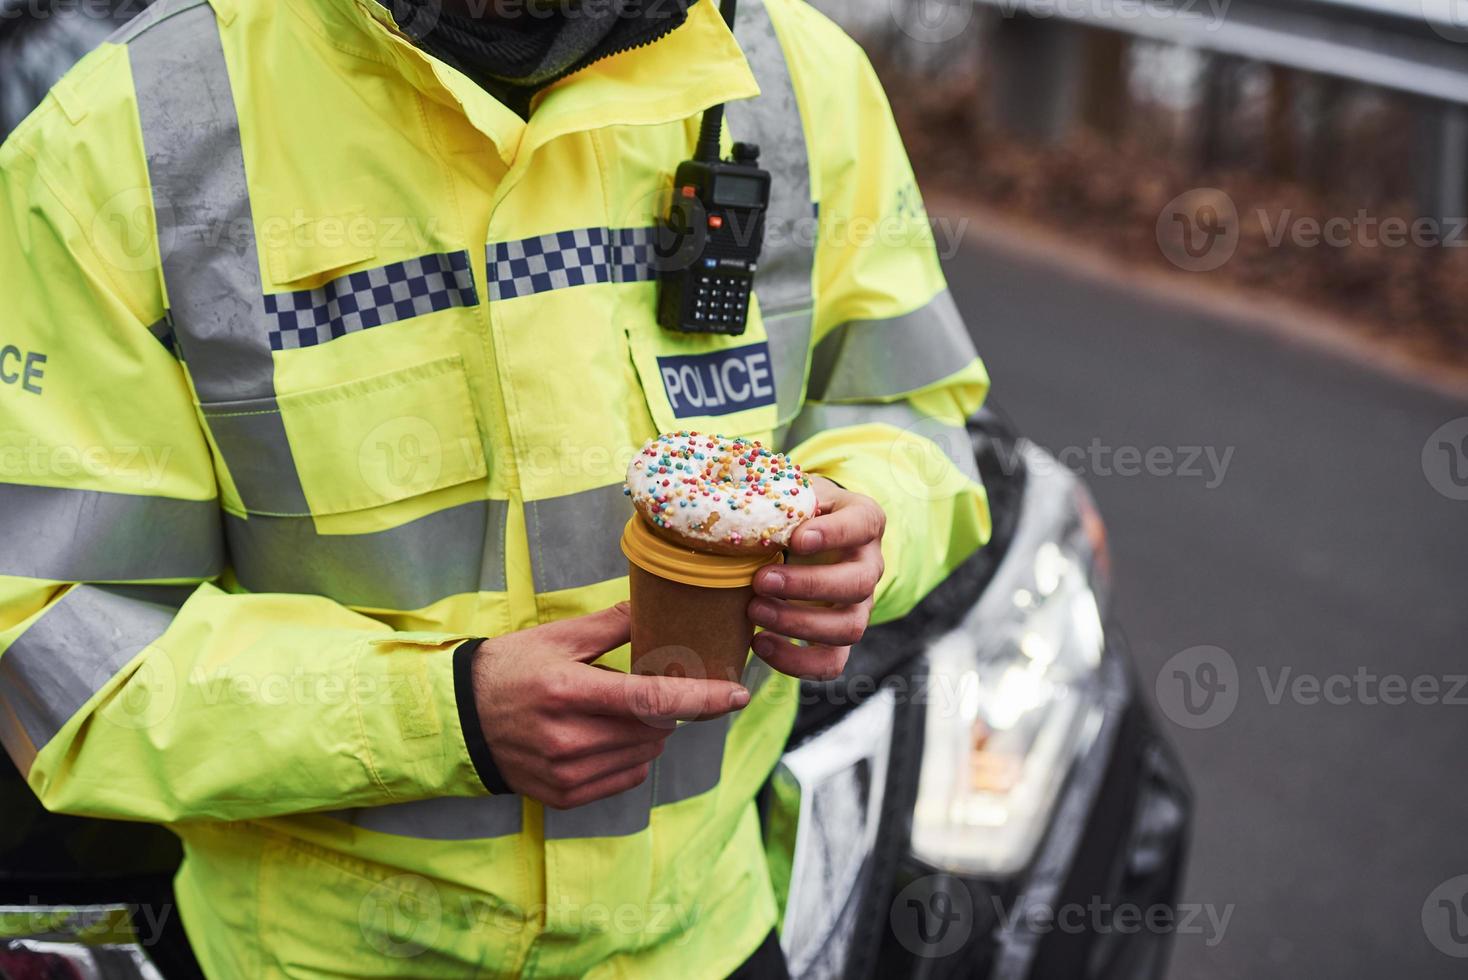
[911,441,1110,877]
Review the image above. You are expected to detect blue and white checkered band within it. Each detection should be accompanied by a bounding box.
[486,227,658,301]
[263,251,479,351]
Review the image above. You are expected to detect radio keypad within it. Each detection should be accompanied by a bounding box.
[692,273,751,329]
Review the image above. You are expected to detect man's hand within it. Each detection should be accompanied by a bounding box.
[749,476,886,681]
[472,604,749,809]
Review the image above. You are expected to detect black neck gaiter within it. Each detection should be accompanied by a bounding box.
[383,0,697,118]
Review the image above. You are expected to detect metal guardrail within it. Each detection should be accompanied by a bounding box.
[875,0,1468,216]
[969,0,1468,105]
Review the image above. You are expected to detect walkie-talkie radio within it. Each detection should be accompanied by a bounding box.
[656,0,770,336]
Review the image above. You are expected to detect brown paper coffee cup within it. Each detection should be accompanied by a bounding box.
[620,515,782,684]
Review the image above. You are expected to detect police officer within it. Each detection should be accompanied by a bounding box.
[0,0,991,975]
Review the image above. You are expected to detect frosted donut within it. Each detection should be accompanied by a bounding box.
[625,432,818,556]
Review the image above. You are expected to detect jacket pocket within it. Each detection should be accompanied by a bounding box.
[263,205,378,289]
[200,355,487,518]
[257,834,520,978]
[622,298,782,439]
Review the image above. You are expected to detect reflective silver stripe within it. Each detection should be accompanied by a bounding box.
[808,290,977,403]
[331,660,773,841]
[543,766,653,840]
[525,484,632,594]
[543,715,732,840]
[741,653,775,699]
[324,794,523,841]
[199,399,309,516]
[540,645,773,842]
[225,500,508,609]
[763,308,815,424]
[728,0,815,423]
[0,484,223,582]
[783,402,981,485]
[0,585,185,754]
[106,0,181,43]
[129,1,271,404]
[128,2,312,512]
[652,714,729,806]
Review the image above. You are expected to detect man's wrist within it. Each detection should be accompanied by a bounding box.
[452,638,512,794]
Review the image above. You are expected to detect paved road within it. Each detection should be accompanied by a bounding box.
[944,241,1468,979]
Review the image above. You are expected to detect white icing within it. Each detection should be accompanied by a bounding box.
[625,432,817,552]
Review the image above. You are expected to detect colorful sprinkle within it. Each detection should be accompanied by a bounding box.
[623,432,817,552]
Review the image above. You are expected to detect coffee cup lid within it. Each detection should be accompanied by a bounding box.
[620,515,782,588]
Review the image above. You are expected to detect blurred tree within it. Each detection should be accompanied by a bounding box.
[1265,65,1296,181]
[1080,29,1129,139]
[1297,74,1345,195]
[1197,53,1241,170]
[986,15,1082,144]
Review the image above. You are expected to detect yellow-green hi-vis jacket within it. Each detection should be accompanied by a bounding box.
[0,0,990,974]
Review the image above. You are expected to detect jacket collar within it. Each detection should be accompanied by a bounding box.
[287,0,760,167]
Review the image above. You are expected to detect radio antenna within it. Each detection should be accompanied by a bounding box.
[694,0,739,163]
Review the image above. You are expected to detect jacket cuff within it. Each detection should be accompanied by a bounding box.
[452,638,512,794]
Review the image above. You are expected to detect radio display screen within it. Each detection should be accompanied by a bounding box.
[713,174,767,208]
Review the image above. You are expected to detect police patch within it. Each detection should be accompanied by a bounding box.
[657,343,777,418]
